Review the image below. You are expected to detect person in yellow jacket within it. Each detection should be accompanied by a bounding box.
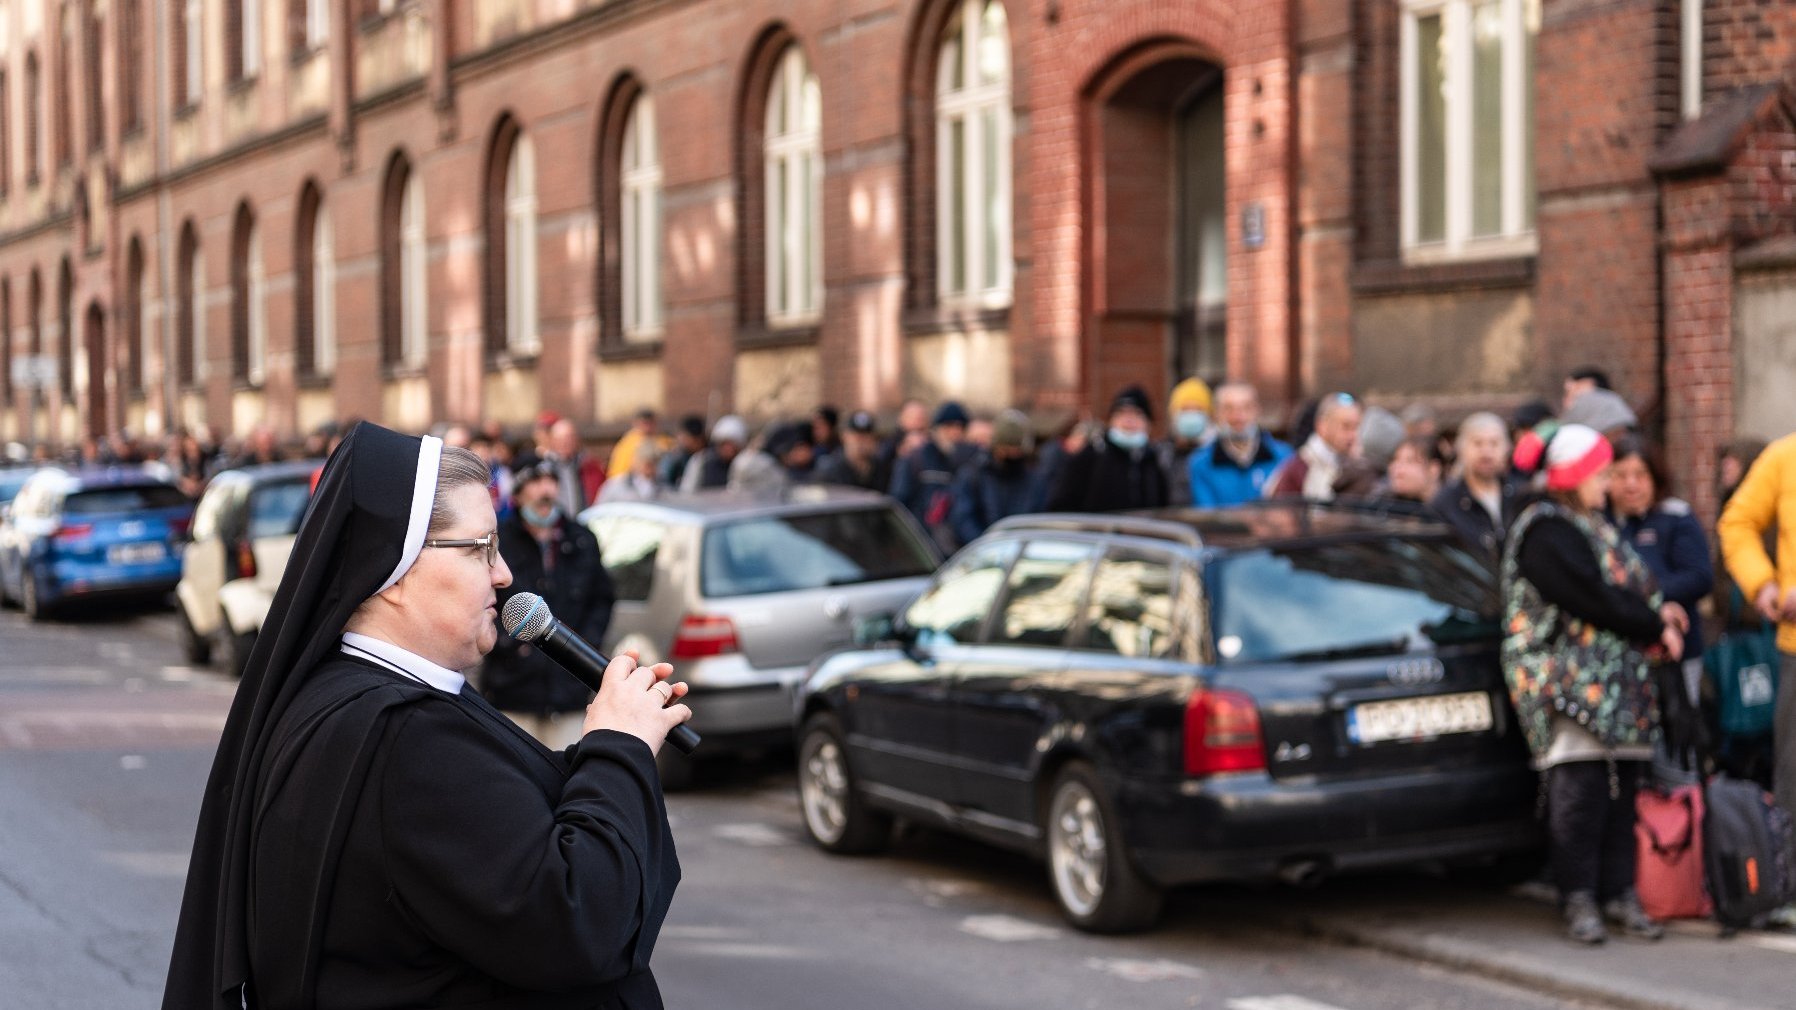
[1160,377,1214,505]
[606,408,671,481]
[1717,431,1796,830]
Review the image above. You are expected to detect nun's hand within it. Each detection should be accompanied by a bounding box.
[583,649,692,754]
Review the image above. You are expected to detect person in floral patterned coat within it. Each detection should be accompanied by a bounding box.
[1502,424,1685,945]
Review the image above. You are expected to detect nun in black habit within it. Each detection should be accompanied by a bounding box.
[163,422,689,1009]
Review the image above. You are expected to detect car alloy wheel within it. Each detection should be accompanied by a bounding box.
[798,713,890,854]
[176,603,213,665]
[20,572,47,621]
[1044,764,1162,933]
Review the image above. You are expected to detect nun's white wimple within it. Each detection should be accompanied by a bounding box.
[377,435,443,594]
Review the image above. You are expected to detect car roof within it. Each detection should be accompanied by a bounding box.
[990,500,1457,553]
[210,458,324,484]
[30,464,181,490]
[579,485,897,525]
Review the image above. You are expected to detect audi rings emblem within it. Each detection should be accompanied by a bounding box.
[1385,657,1445,687]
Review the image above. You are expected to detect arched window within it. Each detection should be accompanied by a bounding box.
[0,71,10,198]
[56,257,72,404]
[125,238,145,394]
[0,277,12,409]
[935,0,1011,306]
[381,153,427,369]
[85,1,103,152]
[56,7,73,168]
[295,183,334,378]
[763,45,821,326]
[621,94,662,340]
[120,0,144,133]
[176,0,202,107]
[176,221,200,386]
[483,116,536,357]
[228,0,260,81]
[231,203,265,384]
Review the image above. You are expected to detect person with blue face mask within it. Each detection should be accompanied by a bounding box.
[1046,384,1171,513]
[1157,377,1213,506]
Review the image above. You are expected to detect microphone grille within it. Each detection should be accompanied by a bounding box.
[502,593,555,642]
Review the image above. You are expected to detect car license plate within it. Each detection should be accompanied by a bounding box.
[1347,691,1493,744]
[108,542,166,566]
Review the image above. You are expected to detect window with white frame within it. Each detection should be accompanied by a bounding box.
[242,0,262,78]
[306,0,327,51]
[183,0,202,103]
[764,45,821,327]
[936,0,1011,306]
[247,223,266,384]
[504,132,538,354]
[621,93,663,340]
[311,199,335,375]
[1401,0,1538,260]
[400,170,427,368]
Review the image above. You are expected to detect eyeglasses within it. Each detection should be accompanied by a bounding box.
[422,532,499,568]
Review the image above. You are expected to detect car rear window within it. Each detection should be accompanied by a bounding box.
[702,507,936,598]
[1209,537,1498,665]
[249,480,311,538]
[64,485,190,515]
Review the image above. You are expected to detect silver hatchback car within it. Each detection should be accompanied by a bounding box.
[580,486,941,785]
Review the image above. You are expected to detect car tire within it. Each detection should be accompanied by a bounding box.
[798,713,892,855]
[20,571,52,622]
[176,603,213,666]
[1044,763,1163,934]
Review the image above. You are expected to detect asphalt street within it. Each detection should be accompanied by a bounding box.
[0,603,1699,1009]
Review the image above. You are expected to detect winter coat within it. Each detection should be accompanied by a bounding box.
[481,511,617,716]
[1430,475,1526,558]
[1187,433,1292,508]
[1046,436,1169,513]
[950,454,1046,547]
[1719,431,1796,654]
[1615,499,1714,658]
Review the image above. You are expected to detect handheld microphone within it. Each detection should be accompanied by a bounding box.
[501,592,701,755]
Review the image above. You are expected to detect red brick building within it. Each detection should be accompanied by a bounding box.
[1,0,1793,517]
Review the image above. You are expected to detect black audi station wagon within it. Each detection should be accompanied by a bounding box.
[794,503,1540,932]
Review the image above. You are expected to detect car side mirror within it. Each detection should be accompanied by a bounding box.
[854,612,897,647]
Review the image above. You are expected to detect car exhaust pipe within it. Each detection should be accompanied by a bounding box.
[1278,858,1328,888]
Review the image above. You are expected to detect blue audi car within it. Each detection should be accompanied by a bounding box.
[0,466,194,619]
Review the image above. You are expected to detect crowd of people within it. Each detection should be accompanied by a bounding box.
[10,363,1794,949]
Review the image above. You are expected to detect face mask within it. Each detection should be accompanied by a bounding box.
[1174,411,1210,441]
[1108,427,1150,452]
[521,502,561,529]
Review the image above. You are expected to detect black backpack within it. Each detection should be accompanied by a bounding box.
[1703,773,1796,929]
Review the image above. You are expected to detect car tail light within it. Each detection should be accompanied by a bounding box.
[670,614,740,660]
[1184,687,1266,776]
[169,517,192,540]
[53,523,94,542]
[236,541,258,580]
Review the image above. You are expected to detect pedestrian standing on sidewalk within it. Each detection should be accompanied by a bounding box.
[1609,436,1713,770]
[485,456,620,747]
[950,409,1045,546]
[1431,412,1524,558]
[1502,424,1679,944]
[1158,377,1213,506]
[1266,392,1361,501]
[1046,385,1169,513]
[812,410,892,491]
[1718,430,1796,842]
[890,401,973,550]
[1188,382,1292,508]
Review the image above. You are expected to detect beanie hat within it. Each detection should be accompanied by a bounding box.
[711,414,748,446]
[932,401,971,427]
[1545,423,1613,492]
[991,409,1033,451]
[1169,377,1213,416]
[1357,406,1407,471]
[1110,384,1155,422]
[1562,389,1637,434]
[1511,419,1561,476]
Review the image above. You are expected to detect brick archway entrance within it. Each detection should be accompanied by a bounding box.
[84,302,108,440]
[1083,45,1228,414]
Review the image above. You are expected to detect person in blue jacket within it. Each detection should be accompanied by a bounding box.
[1188,382,1292,508]
[949,410,1045,547]
[1609,434,1714,768]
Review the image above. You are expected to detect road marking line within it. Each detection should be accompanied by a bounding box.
[958,914,1063,942]
[1085,957,1204,982]
[712,822,791,847]
[1229,997,1353,1010]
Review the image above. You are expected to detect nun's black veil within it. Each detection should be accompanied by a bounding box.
[163,422,437,1009]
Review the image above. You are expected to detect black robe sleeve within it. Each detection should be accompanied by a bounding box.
[1516,515,1664,645]
[379,709,678,991]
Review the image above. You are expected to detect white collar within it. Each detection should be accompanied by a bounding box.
[340,631,466,695]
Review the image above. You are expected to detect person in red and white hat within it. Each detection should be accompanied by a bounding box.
[1500,423,1686,945]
